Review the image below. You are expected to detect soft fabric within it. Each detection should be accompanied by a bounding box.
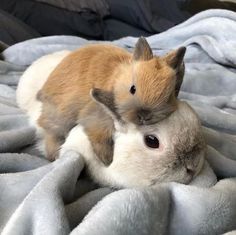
[106,0,189,32]
[0,9,236,235]
[0,0,104,40]
[35,0,110,18]
[103,19,151,41]
[0,9,40,45]
[1,0,236,42]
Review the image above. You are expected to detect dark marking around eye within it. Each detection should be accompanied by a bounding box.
[130,85,136,95]
[144,135,159,149]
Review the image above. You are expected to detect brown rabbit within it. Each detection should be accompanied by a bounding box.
[33,38,186,163]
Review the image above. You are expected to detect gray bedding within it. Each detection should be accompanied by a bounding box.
[0,9,236,235]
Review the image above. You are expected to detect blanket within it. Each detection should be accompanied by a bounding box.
[0,9,236,235]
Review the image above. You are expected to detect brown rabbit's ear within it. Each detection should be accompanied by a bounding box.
[164,47,186,70]
[90,88,121,121]
[133,37,153,61]
[174,62,185,97]
[164,47,186,97]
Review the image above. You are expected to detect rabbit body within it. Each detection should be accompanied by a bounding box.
[17,50,71,154]
[18,38,185,165]
[37,44,131,162]
[25,39,185,163]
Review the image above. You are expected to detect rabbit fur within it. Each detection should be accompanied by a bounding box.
[18,38,186,163]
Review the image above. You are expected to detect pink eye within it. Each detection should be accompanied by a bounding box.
[130,85,136,95]
[144,135,159,148]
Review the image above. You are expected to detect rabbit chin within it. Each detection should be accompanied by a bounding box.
[60,124,204,188]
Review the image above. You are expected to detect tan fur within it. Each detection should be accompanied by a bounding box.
[38,42,185,162]
[114,59,176,106]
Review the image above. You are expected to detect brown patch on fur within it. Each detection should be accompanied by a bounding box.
[135,59,176,106]
[84,126,114,166]
[91,88,121,120]
[79,102,115,165]
[38,42,186,162]
[38,98,76,138]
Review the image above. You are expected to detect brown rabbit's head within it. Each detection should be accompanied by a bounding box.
[96,37,186,126]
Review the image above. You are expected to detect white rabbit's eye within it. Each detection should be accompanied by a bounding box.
[130,85,136,95]
[144,135,159,148]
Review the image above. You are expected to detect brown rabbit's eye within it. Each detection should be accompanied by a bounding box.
[130,85,136,95]
[144,135,159,148]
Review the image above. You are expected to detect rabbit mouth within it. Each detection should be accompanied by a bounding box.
[182,154,205,182]
[150,155,205,186]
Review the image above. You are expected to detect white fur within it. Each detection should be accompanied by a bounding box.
[60,124,141,187]
[60,101,205,188]
[60,125,115,186]
[16,50,71,133]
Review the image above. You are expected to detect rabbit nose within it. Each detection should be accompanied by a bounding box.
[137,109,152,124]
[137,113,144,123]
[184,161,196,176]
[186,167,195,176]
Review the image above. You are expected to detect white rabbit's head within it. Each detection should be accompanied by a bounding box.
[106,101,205,187]
[64,92,205,188]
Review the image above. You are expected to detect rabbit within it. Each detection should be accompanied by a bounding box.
[17,37,186,164]
[60,100,206,188]
[17,50,71,137]
[17,44,205,187]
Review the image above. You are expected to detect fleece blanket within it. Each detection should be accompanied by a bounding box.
[0,9,236,235]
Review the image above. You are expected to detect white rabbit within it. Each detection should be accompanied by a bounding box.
[60,100,205,188]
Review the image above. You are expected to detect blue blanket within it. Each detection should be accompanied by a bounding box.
[0,9,236,235]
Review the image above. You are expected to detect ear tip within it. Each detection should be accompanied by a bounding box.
[139,36,147,41]
[135,36,148,46]
[178,47,186,56]
[133,37,153,61]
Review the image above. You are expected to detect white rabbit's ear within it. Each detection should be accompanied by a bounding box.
[90,88,123,121]
[133,37,153,61]
[90,88,119,118]
[90,88,126,132]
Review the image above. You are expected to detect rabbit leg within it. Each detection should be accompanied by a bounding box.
[44,132,63,161]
